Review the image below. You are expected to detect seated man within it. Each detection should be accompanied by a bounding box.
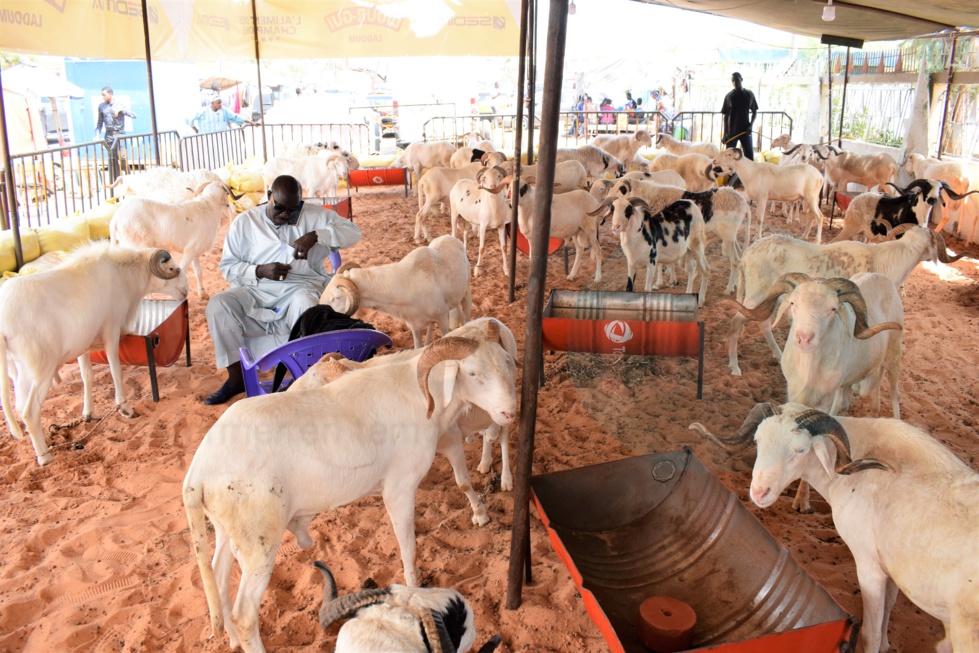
[204,174,361,405]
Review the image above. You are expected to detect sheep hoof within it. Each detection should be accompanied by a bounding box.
[500,476,514,492]
[476,463,491,474]
[199,292,210,301]
[117,405,138,419]
[473,267,481,278]
[730,366,742,377]
[793,502,814,515]
[82,412,92,422]
[472,511,490,527]
[36,451,54,466]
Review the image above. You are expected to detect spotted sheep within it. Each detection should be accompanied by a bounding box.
[830,179,946,243]
[590,197,709,305]
[600,178,749,294]
[902,153,979,235]
[725,226,964,376]
[501,159,588,195]
[314,560,503,653]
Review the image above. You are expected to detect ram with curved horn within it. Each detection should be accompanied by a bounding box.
[320,235,472,349]
[726,225,961,376]
[903,152,978,235]
[448,164,514,278]
[728,271,903,434]
[182,327,516,653]
[0,243,188,466]
[733,402,979,653]
[830,179,946,243]
[314,561,502,653]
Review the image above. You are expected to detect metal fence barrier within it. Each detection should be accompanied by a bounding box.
[671,111,793,153]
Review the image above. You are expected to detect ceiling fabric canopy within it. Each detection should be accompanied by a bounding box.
[0,0,521,60]
[631,0,979,42]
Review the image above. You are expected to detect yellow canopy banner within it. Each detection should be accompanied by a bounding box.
[0,0,521,61]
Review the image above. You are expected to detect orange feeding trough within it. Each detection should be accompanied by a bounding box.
[530,450,859,653]
[541,290,705,398]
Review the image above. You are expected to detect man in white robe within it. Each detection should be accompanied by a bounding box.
[204,174,361,404]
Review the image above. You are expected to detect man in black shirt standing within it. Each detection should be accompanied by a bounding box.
[720,72,758,160]
[95,86,136,182]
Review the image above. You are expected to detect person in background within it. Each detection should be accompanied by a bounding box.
[721,71,758,160]
[624,90,637,110]
[190,94,257,134]
[94,86,136,182]
[599,98,614,125]
[203,174,361,405]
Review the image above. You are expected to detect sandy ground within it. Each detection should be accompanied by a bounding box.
[1,183,978,653]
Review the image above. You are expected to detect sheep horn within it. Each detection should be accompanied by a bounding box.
[416,337,480,419]
[813,147,829,161]
[421,610,456,653]
[332,277,360,316]
[655,133,664,145]
[689,402,779,451]
[931,230,967,263]
[732,148,743,160]
[587,197,613,217]
[792,409,891,475]
[783,143,804,156]
[939,181,979,202]
[722,272,812,322]
[335,262,361,275]
[149,249,180,280]
[884,223,917,240]
[627,196,650,210]
[483,319,502,345]
[476,635,504,653]
[314,561,393,629]
[820,278,903,340]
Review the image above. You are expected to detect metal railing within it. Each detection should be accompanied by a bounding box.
[3,131,180,229]
[672,111,793,153]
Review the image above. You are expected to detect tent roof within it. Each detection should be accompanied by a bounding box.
[632,0,979,42]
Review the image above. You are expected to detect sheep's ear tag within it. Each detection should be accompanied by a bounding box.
[812,435,835,477]
[442,361,459,408]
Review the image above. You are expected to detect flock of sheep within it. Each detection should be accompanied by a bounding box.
[0,125,977,653]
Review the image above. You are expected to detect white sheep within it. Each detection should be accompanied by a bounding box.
[320,235,472,349]
[815,145,898,199]
[0,244,187,465]
[296,317,519,496]
[590,130,654,171]
[110,181,235,299]
[554,144,625,179]
[692,403,979,653]
[903,153,978,234]
[182,332,517,653]
[393,141,458,182]
[725,226,964,376]
[314,561,502,653]
[594,197,709,304]
[106,167,223,203]
[509,179,603,282]
[622,169,687,188]
[415,153,508,242]
[711,147,825,244]
[654,132,720,158]
[650,152,715,192]
[262,154,348,198]
[501,159,588,194]
[449,165,512,277]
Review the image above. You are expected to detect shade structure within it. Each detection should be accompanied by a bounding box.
[0,64,84,98]
[0,0,522,60]
[198,76,245,91]
[634,0,979,42]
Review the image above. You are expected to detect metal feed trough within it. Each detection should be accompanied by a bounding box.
[530,449,859,653]
[541,290,705,398]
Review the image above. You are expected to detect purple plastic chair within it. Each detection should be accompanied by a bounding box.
[239,329,393,397]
